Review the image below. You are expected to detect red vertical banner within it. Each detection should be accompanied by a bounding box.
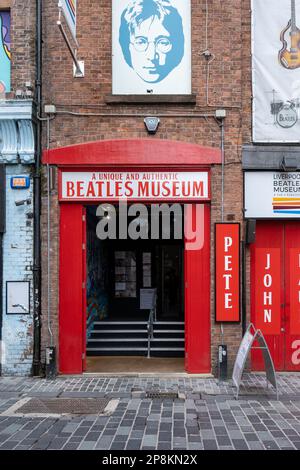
[255,248,281,335]
[215,223,240,322]
[290,249,300,335]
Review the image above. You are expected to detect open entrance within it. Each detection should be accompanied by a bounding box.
[85,205,185,373]
[54,140,217,375]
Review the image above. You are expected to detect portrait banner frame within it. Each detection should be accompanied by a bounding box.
[112,0,191,95]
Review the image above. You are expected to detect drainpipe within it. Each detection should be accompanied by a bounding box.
[219,117,225,346]
[32,0,42,376]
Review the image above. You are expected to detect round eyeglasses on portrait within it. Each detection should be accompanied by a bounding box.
[131,36,173,54]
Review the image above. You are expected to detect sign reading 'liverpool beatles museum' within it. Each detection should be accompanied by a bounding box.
[245,171,300,218]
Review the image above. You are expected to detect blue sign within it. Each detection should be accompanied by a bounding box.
[10,176,30,189]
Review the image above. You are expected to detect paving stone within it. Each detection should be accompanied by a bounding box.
[203,439,218,450]
[78,441,95,450]
[126,440,142,450]
[0,440,19,450]
[95,437,112,449]
[110,442,126,450]
[263,440,280,450]
[47,438,69,450]
[62,443,79,450]
[248,441,264,450]
[216,435,231,446]
[232,439,249,450]
[188,442,203,450]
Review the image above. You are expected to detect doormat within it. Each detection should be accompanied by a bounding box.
[1,397,118,417]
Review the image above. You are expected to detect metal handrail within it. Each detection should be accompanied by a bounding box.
[147,309,154,359]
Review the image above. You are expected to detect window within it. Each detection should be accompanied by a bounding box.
[0,10,11,93]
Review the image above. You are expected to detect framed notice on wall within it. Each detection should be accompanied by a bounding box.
[6,281,30,315]
[112,0,191,95]
[252,0,300,142]
[215,223,240,322]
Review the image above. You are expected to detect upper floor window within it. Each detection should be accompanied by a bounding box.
[0,10,11,93]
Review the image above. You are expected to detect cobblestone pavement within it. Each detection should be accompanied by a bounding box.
[0,373,299,450]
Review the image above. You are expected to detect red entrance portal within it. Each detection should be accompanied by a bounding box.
[44,139,221,374]
[251,220,300,371]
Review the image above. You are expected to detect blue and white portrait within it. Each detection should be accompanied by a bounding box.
[112,0,191,95]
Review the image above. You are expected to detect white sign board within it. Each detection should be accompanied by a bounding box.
[232,329,255,390]
[245,171,300,218]
[59,0,76,40]
[60,171,209,201]
[252,0,300,142]
[232,324,278,400]
[140,288,157,310]
[6,281,30,315]
[112,0,191,95]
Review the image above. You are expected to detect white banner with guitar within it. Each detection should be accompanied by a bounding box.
[252,0,300,142]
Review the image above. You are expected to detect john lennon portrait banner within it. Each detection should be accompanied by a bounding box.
[112,0,191,95]
[253,0,300,142]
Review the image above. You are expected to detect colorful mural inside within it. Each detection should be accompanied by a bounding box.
[0,11,11,93]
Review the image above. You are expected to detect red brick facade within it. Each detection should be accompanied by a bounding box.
[39,0,253,375]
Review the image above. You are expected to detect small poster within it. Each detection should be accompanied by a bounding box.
[140,288,157,310]
[112,0,191,95]
[6,281,30,315]
[115,251,137,298]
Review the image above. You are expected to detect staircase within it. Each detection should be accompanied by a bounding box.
[86,321,185,357]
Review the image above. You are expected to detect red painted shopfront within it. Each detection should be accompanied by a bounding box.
[44,139,221,374]
[251,221,300,371]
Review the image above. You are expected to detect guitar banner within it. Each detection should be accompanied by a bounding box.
[252,0,300,142]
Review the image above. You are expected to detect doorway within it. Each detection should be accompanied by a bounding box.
[59,202,211,374]
[251,220,300,371]
[85,205,185,368]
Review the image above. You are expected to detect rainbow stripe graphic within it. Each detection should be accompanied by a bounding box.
[65,0,76,25]
[273,197,300,214]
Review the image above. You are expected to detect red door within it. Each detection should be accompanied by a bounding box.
[59,203,86,374]
[184,204,211,373]
[251,221,300,371]
[285,222,300,370]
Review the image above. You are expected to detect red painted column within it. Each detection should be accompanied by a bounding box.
[185,204,211,373]
[59,203,84,374]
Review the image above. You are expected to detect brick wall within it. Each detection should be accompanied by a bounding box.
[0,0,36,376]
[2,165,33,376]
[40,0,252,375]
